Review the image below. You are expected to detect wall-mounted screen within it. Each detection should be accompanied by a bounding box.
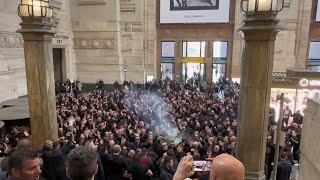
[160,0,230,24]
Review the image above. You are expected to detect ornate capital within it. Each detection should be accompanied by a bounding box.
[0,33,24,48]
[50,0,63,9]
[74,39,114,49]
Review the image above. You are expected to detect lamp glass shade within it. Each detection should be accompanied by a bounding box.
[257,0,272,11]
[241,0,284,13]
[248,0,256,11]
[18,0,52,18]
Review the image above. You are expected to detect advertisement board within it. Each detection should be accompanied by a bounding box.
[317,0,320,21]
[160,0,230,24]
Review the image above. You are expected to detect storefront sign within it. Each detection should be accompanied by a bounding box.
[53,34,69,45]
[162,57,175,63]
[299,79,320,88]
[213,57,227,64]
[182,57,205,63]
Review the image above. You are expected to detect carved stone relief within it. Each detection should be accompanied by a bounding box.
[52,11,60,26]
[284,0,291,8]
[50,0,63,9]
[74,39,114,49]
[0,33,23,48]
[78,0,107,5]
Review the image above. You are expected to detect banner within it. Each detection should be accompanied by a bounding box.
[182,57,205,63]
[160,0,230,24]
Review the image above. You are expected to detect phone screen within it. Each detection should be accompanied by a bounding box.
[192,161,212,172]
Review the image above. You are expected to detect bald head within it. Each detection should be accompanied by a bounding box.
[210,154,245,180]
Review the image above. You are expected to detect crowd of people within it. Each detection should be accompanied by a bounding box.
[0,77,303,180]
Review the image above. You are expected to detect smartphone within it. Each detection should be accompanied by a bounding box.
[192,161,212,172]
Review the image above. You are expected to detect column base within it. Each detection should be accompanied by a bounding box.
[245,171,266,180]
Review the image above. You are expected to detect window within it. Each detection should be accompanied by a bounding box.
[317,0,320,21]
[212,41,228,82]
[162,42,175,59]
[213,41,228,61]
[308,42,320,72]
[183,42,206,57]
[161,42,175,80]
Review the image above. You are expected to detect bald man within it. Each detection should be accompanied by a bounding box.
[173,154,245,180]
[210,154,245,180]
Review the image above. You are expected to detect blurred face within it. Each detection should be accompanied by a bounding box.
[214,145,220,153]
[170,142,175,148]
[45,141,53,150]
[122,147,128,153]
[12,158,42,180]
[168,159,174,168]
[135,137,140,144]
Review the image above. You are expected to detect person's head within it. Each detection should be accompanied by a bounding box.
[280,152,288,160]
[85,140,98,151]
[213,145,220,153]
[163,156,174,169]
[122,146,128,154]
[135,136,140,144]
[44,140,53,150]
[141,148,148,157]
[16,139,32,151]
[66,146,98,180]
[113,145,121,155]
[128,150,135,158]
[52,141,60,150]
[210,154,245,180]
[8,149,41,180]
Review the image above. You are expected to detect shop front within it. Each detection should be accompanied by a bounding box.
[271,70,320,120]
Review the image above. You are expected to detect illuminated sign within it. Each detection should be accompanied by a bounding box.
[182,57,205,63]
[299,79,320,88]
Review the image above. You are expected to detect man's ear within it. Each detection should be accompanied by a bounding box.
[11,168,21,178]
[93,164,98,175]
[66,167,71,178]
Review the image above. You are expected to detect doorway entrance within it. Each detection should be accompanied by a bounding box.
[53,48,63,81]
[212,64,226,83]
[182,63,204,85]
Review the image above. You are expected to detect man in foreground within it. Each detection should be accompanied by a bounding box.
[66,146,98,180]
[7,149,42,180]
[173,154,245,180]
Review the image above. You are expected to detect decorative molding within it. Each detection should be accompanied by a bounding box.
[284,0,291,8]
[78,0,107,5]
[120,3,136,12]
[50,0,63,9]
[74,39,114,49]
[52,11,60,26]
[0,33,24,48]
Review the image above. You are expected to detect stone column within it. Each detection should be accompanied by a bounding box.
[236,14,279,180]
[205,41,213,83]
[174,41,182,82]
[18,18,58,150]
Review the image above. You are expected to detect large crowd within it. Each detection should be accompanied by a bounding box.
[0,78,303,180]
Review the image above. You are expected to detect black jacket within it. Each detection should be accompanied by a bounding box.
[42,149,68,180]
[159,166,174,180]
[276,160,292,180]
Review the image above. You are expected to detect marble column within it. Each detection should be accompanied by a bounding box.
[236,14,279,180]
[18,17,58,150]
[205,41,213,83]
[174,41,182,82]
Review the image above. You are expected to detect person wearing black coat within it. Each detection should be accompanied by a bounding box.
[159,156,175,180]
[42,141,68,180]
[276,152,292,180]
[102,145,127,180]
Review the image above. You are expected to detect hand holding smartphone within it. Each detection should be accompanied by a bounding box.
[192,160,212,172]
